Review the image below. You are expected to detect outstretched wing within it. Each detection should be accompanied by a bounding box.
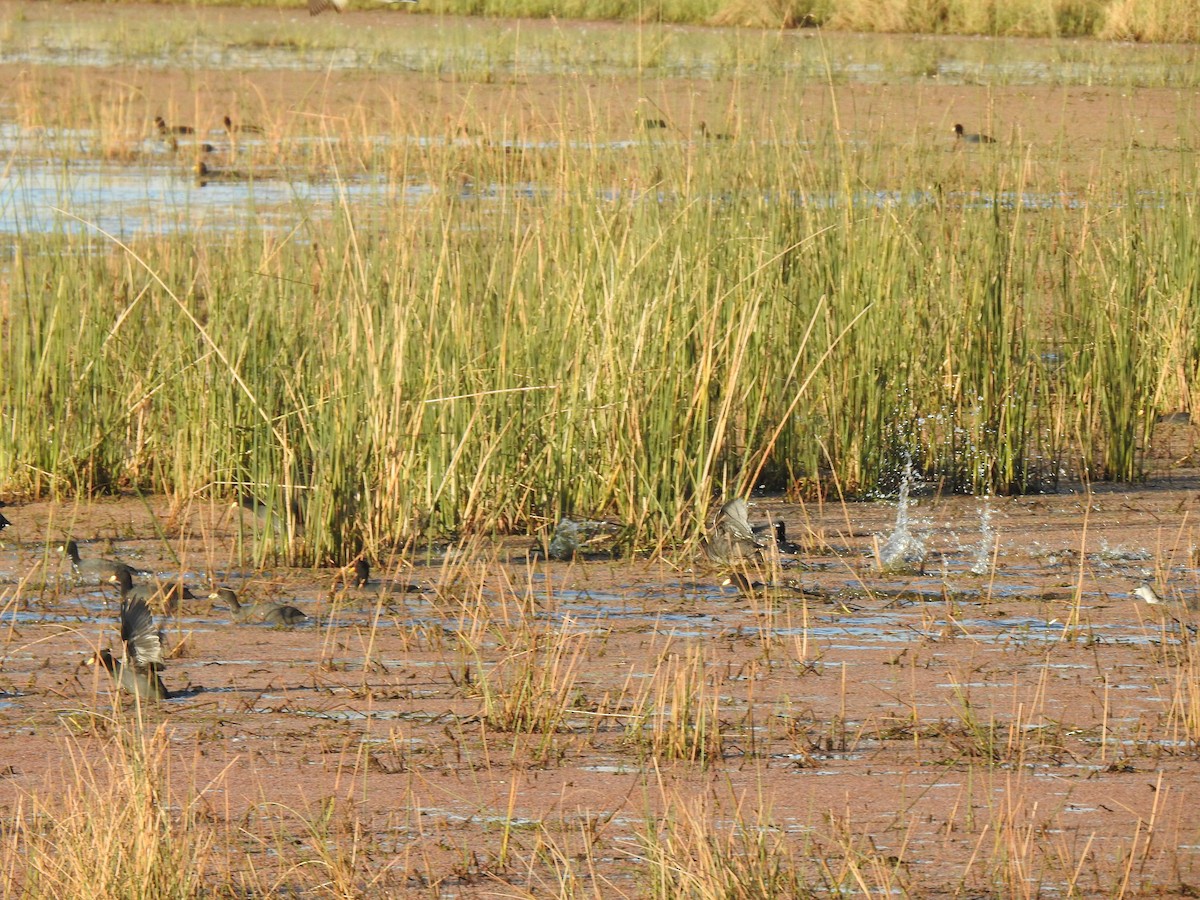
[120,598,165,669]
[715,498,766,544]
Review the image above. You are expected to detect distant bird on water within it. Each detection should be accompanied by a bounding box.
[88,597,171,700]
[57,539,145,584]
[210,587,308,627]
[223,115,263,135]
[309,0,417,15]
[109,569,196,613]
[353,559,371,588]
[155,115,195,136]
[953,123,995,144]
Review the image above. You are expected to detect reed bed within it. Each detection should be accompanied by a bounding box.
[2,12,1199,562]
[3,100,1199,562]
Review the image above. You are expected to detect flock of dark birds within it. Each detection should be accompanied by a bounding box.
[49,535,368,702]
[0,515,369,702]
[0,497,800,704]
[42,488,1189,700]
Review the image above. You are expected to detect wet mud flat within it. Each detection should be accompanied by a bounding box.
[3,478,1200,896]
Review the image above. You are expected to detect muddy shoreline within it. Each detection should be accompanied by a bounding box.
[3,475,1200,894]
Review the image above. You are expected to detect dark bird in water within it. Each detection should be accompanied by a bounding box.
[210,587,308,627]
[696,121,732,140]
[89,597,170,700]
[0,512,8,531]
[309,0,417,15]
[109,569,195,613]
[773,520,801,554]
[953,123,995,144]
[223,115,264,135]
[155,115,194,136]
[353,559,371,588]
[194,160,251,185]
[57,539,145,583]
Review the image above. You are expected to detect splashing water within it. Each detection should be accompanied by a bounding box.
[970,498,996,575]
[879,459,927,572]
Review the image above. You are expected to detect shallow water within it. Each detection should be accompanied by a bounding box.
[0,154,1170,239]
[0,15,1196,239]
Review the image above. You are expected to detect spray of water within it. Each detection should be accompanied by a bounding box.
[879,458,927,572]
[969,498,996,575]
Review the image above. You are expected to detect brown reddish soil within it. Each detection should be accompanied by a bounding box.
[5,450,1200,894]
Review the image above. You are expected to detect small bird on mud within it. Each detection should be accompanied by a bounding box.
[58,539,145,584]
[953,123,995,144]
[723,571,805,597]
[88,596,171,701]
[109,569,195,613]
[210,587,308,627]
[353,558,371,588]
[0,511,8,531]
[309,0,417,15]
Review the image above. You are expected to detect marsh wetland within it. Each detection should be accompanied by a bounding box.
[4,1,1200,896]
